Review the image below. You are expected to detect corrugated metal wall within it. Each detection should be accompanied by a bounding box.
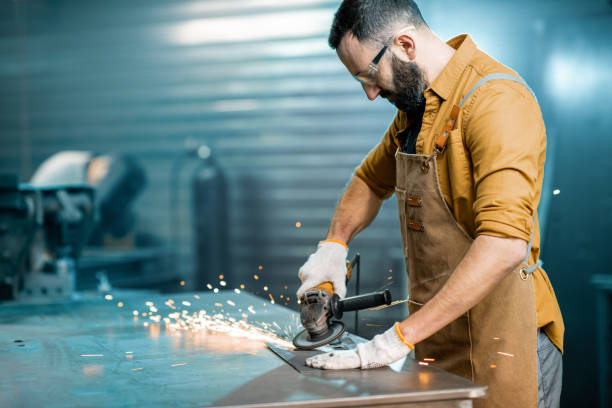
[3,0,612,404]
[0,0,407,331]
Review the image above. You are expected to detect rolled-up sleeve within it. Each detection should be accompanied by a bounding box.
[464,83,546,242]
[354,112,403,200]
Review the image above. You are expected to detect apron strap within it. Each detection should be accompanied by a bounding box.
[520,216,543,280]
[433,73,542,279]
[433,73,538,154]
[458,73,537,108]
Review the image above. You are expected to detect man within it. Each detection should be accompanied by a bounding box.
[295,1,564,407]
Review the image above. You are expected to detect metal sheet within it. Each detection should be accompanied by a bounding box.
[267,343,322,373]
[267,333,366,373]
[0,290,486,407]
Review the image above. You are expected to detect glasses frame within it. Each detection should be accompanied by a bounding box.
[351,25,416,86]
[353,44,389,85]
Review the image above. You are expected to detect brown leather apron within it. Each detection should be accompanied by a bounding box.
[395,74,540,408]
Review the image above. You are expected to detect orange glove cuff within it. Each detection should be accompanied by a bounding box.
[320,239,348,249]
[394,322,415,350]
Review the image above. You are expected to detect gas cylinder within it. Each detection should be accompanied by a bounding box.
[191,145,229,290]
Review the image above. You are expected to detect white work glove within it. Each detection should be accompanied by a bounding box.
[296,240,348,299]
[305,323,414,370]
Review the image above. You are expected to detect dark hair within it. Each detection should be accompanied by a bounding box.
[328,0,427,49]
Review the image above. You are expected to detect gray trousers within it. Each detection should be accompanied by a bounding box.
[537,329,563,408]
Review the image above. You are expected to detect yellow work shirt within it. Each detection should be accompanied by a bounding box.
[355,34,564,352]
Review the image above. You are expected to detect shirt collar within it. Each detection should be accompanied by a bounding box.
[428,34,477,100]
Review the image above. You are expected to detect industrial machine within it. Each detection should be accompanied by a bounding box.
[0,174,94,301]
[31,151,146,244]
[293,255,392,349]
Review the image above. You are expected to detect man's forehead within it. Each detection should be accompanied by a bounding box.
[337,31,372,75]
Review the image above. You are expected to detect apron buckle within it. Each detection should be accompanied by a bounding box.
[519,267,529,280]
[434,142,447,155]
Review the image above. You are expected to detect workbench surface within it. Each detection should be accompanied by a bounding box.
[0,290,486,407]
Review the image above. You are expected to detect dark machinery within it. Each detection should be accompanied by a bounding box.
[31,151,146,244]
[293,256,392,350]
[0,174,94,301]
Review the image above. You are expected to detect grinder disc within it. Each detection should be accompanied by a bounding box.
[292,321,345,350]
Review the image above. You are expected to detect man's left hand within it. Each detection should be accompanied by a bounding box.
[305,323,414,370]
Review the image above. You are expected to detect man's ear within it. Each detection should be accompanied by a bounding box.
[394,34,416,62]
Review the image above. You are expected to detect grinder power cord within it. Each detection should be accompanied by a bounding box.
[305,322,414,369]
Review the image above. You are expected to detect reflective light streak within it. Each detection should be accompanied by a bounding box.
[168,10,332,46]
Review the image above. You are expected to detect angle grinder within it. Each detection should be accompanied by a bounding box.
[293,258,392,349]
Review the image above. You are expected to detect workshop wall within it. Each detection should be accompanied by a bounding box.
[1,1,611,407]
[0,0,407,334]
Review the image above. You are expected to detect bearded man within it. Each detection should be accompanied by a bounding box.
[296,1,564,407]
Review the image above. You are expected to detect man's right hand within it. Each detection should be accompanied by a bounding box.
[296,240,349,299]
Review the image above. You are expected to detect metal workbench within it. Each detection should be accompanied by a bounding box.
[0,290,486,407]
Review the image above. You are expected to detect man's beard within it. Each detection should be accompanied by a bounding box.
[380,54,428,117]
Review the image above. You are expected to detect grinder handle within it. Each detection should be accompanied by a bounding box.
[311,259,354,294]
[332,289,391,319]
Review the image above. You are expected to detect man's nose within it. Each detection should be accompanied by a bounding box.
[362,83,381,100]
